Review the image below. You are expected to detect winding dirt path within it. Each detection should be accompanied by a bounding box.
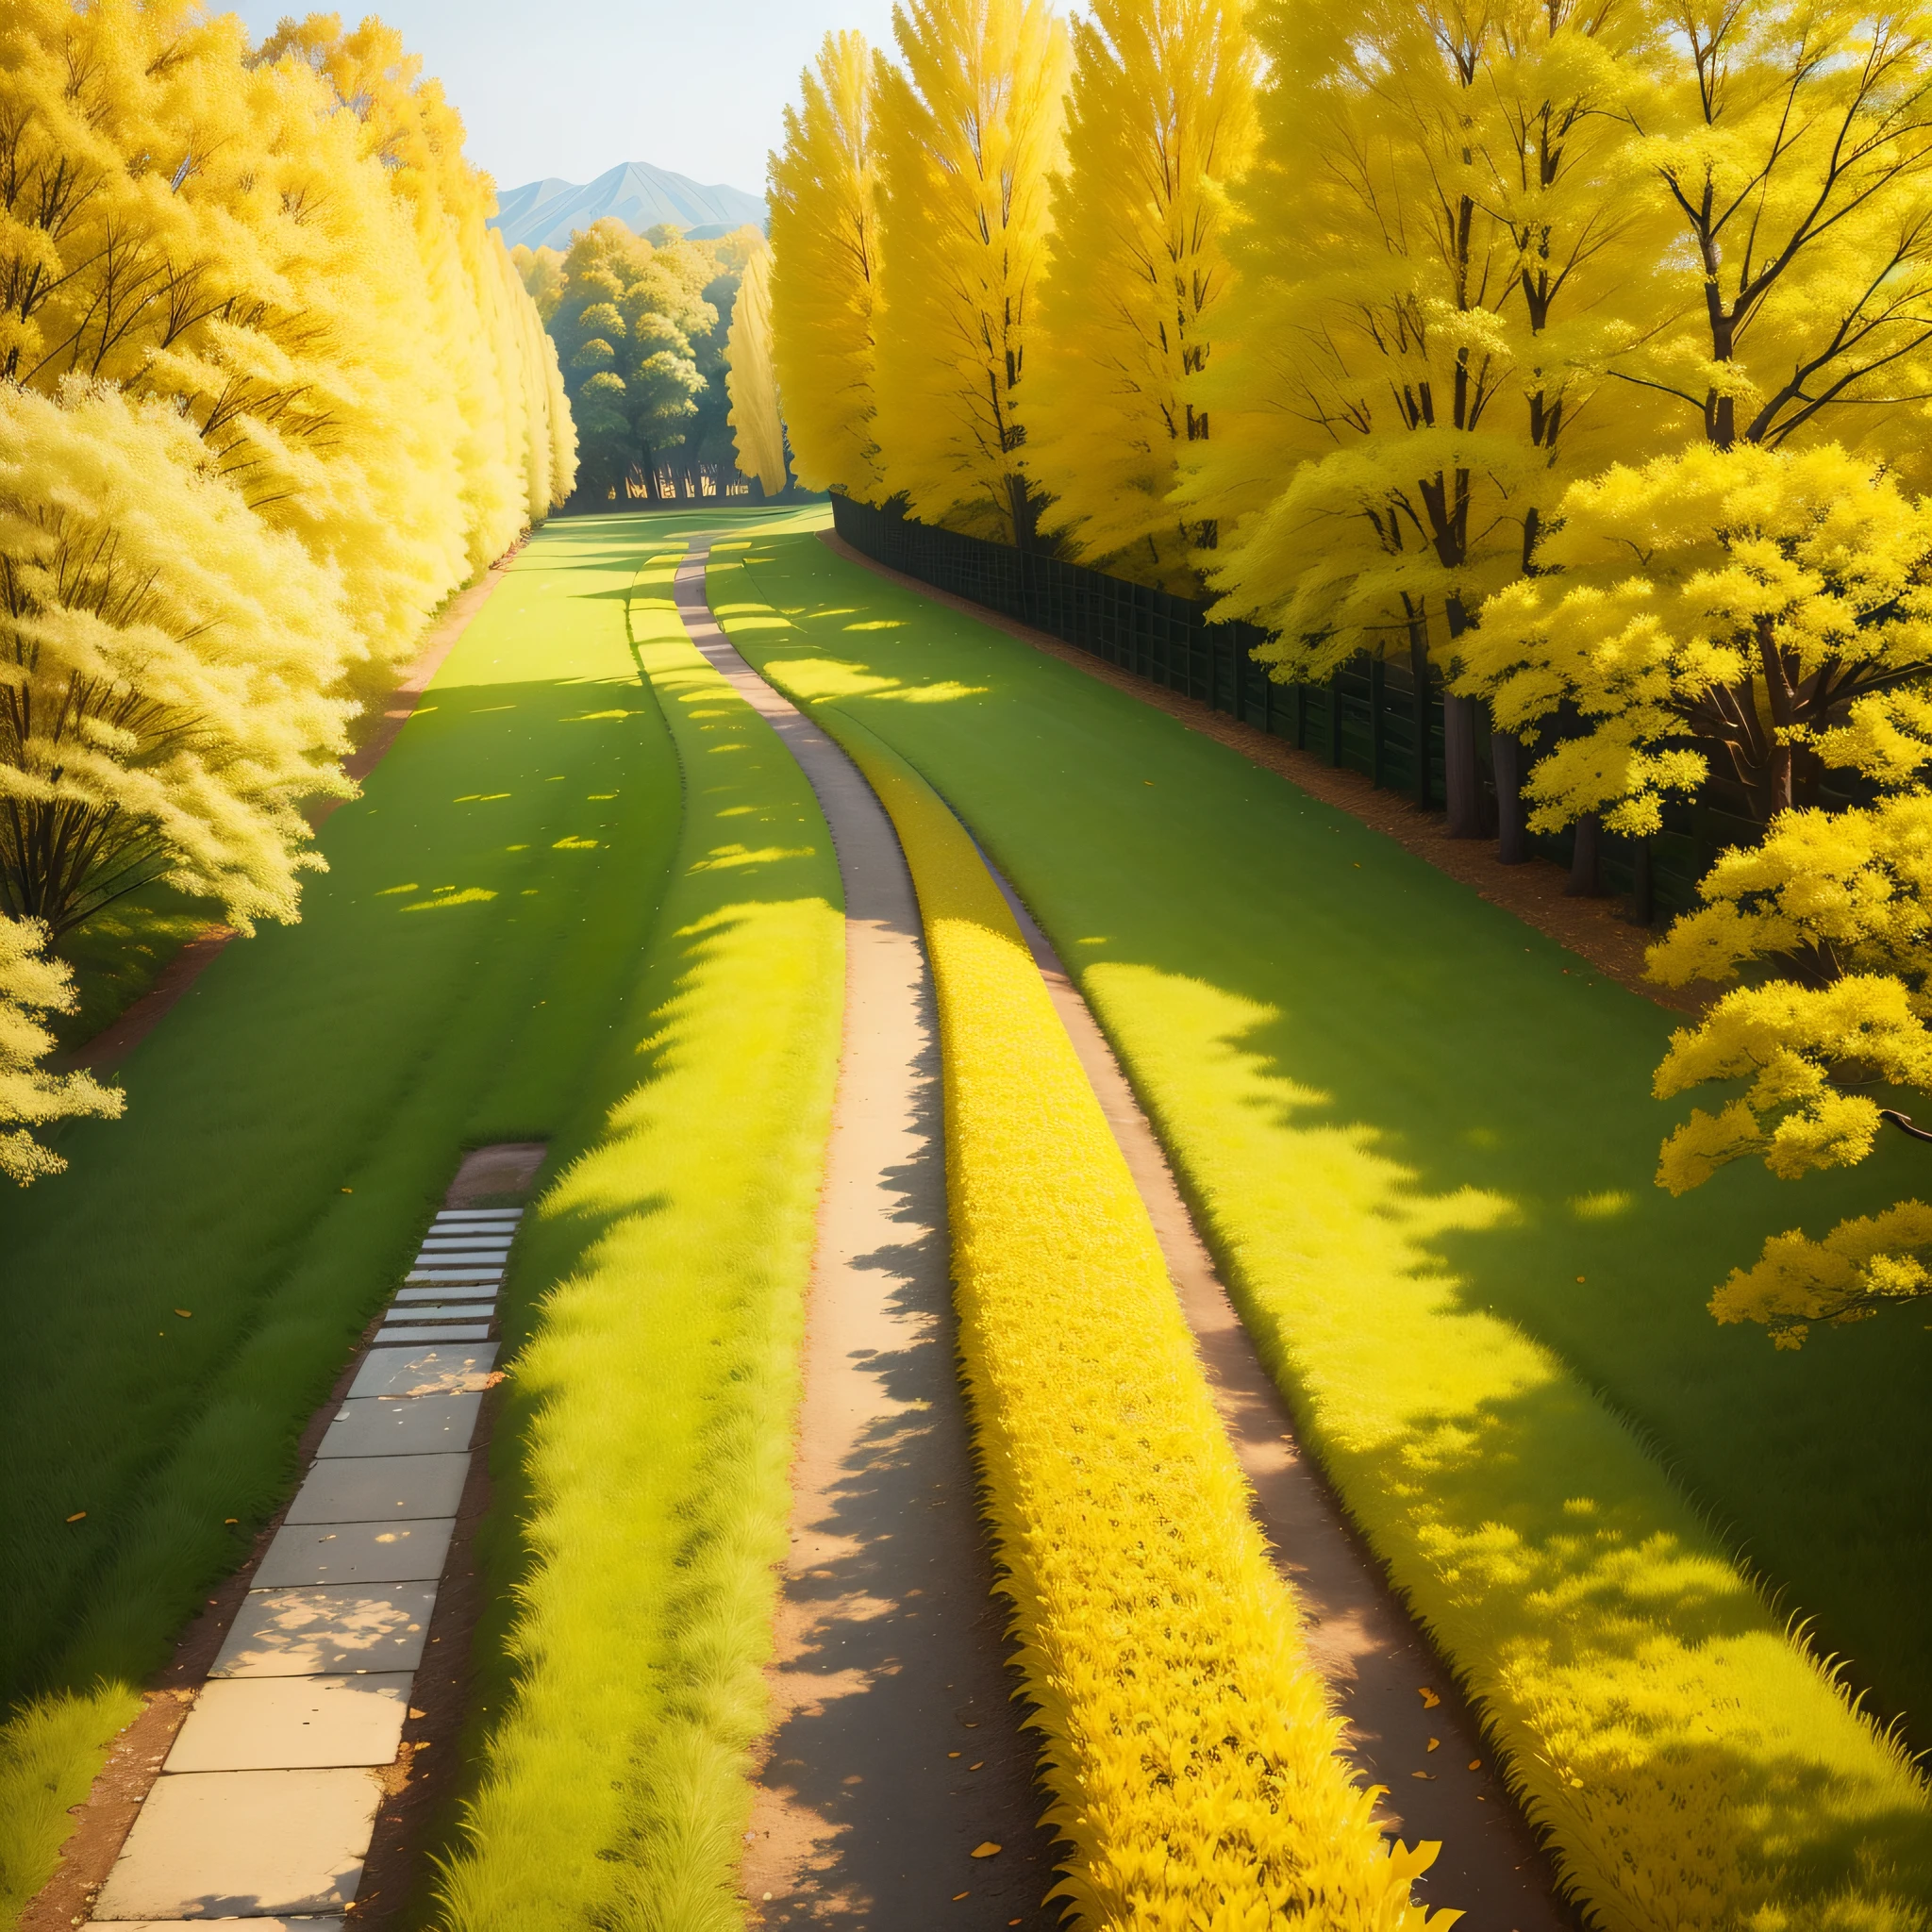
[671,552,1060,1930]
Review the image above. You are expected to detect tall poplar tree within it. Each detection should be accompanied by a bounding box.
[1023,0,1258,595]
[1187,0,1666,837]
[769,31,884,500]
[871,0,1073,544]
[726,241,791,496]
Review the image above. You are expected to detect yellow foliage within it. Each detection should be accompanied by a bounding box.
[769,32,885,500]
[0,382,358,938]
[0,914,122,1184]
[724,240,789,496]
[819,711,1455,1932]
[1023,0,1258,593]
[1468,443,1932,833]
[1184,0,1665,669]
[871,0,1072,542]
[1713,1201,1932,1347]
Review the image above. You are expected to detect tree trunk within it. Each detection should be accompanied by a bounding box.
[1566,811,1605,896]
[1629,840,1655,925]
[1492,729,1528,863]
[1444,692,1482,837]
[1409,631,1432,808]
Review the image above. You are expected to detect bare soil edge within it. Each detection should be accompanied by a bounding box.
[65,552,522,1075]
[818,529,1718,1023]
[20,1145,538,1930]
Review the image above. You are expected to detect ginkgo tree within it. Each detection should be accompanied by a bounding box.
[769,31,885,501]
[1186,0,1669,839]
[726,240,791,496]
[1023,0,1258,594]
[871,0,1073,544]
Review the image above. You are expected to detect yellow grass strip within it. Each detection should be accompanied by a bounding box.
[824,709,1457,1930]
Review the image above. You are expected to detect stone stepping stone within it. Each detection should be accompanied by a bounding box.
[432,1208,522,1223]
[209,1584,438,1678]
[419,1233,513,1246]
[256,1518,455,1589]
[317,1394,480,1458]
[374,1323,490,1344]
[287,1454,469,1524]
[164,1674,411,1772]
[348,1344,495,1400]
[92,1767,380,1918]
[405,1267,503,1281]
[393,1284,497,1304]
[384,1299,495,1318]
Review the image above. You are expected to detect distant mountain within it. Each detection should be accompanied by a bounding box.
[491,163,767,252]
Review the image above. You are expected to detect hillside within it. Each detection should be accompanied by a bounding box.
[492,162,766,249]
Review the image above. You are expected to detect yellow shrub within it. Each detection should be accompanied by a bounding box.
[824,711,1456,1931]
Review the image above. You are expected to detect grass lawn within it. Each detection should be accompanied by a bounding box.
[0,509,751,1921]
[422,517,843,1932]
[712,530,1932,1932]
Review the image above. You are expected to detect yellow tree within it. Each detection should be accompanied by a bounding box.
[726,240,790,496]
[1461,0,1932,855]
[1185,0,1668,838]
[769,31,885,500]
[0,915,122,1185]
[1023,0,1258,594]
[871,0,1073,543]
[0,382,357,941]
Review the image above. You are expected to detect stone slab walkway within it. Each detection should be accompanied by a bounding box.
[87,1179,525,1925]
[671,550,1061,1929]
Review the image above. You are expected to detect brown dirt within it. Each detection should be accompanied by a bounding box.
[22,1148,536,1930]
[65,556,520,1076]
[818,530,1719,1022]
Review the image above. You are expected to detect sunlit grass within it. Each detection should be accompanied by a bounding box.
[422,529,842,1932]
[712,535,1932,1932]
[0,514,690,1920]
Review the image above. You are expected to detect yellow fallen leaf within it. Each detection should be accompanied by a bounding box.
[954,1892,969,1901]
[948,1751,961,1758]
[224,1518,238,1524]
[972,1842,1001,1858]
[969,1761,983,1770]
[1418,1688,1440,1708]
[175,1309,192,1318]
[65,1511,86,1523]
[1411,1771,1435,1780]
[1426,1738,1440,1752]
[1468,1759,1481,1771]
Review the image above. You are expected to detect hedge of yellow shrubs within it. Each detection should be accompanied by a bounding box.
[823,710,1458,1931]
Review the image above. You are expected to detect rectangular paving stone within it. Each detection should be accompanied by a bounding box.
[412,1250,508,1265]
[92,1767,380,1918]
[393,1284,497,1304]
[165,1674,411,1772]
[210,1584,436,1678]
[404,1267,503,1282]
[108,1921,342,1930]
[384,1300,496,1319]
[287,1454,469,1524]
[316,1394,480,1458]
[433,1208,521,1223]
[374,1324,490,1344]
[348,1343,496,1399]
[256,1518,455,1589]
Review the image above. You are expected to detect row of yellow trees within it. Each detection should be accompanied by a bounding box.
[0,3,575,1184]
[765,0,1932,1343]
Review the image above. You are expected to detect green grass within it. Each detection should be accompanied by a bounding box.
[0,510,746,1922]
[420,518,842,1932]
[711,533,1932,1932]
[44,881,214,1050]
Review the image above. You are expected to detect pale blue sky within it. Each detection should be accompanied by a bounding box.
[230,2,903,198]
